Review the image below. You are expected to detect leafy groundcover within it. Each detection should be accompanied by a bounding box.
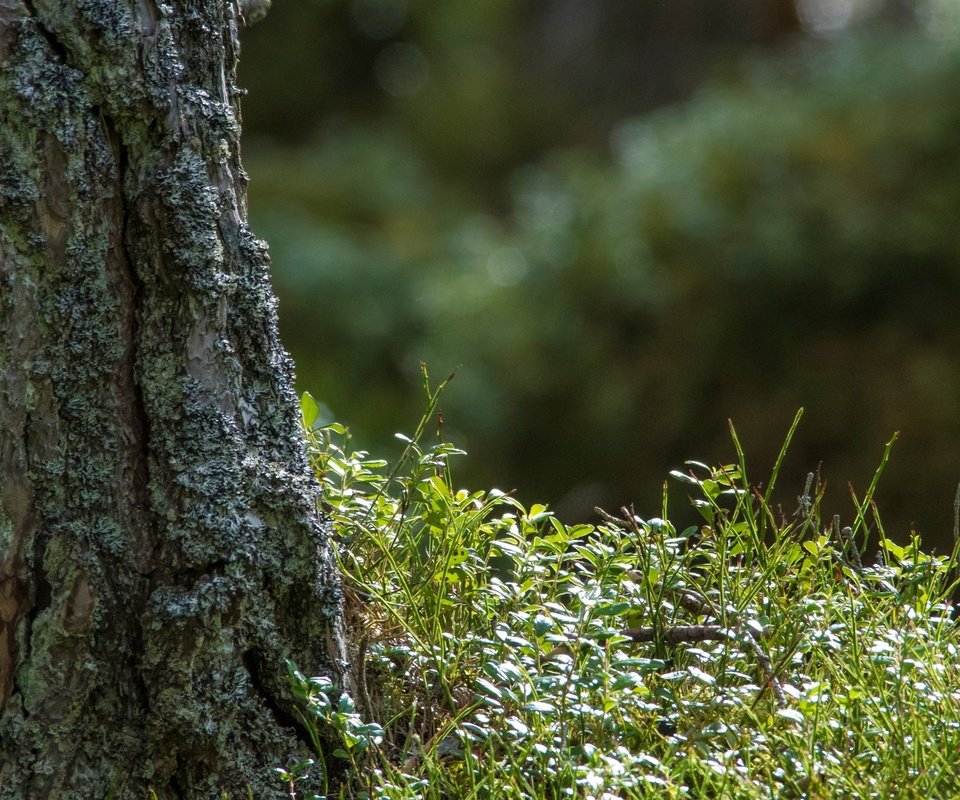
[284,386,960,800]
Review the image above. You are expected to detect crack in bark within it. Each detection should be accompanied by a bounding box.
[168,769,186,800]
[21,0,69,62]
[2,413,44,713]
[0,569,31,712]
[241,648,315,750]
[16,521,52,719]
[104,110,161,723]
[109,116,157,565]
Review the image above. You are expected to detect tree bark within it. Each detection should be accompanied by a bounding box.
[0,2,347,797]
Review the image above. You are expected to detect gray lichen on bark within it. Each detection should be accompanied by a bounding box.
[0,2,347,798]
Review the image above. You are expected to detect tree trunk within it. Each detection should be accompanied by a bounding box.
[0,2,348,797]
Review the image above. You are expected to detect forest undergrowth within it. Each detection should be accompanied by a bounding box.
[281,371,960,799]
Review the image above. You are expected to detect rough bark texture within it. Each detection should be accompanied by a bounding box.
[0,2,347,797]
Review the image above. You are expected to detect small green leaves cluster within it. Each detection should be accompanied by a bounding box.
[280,664,386,798]
[287,390,960,799]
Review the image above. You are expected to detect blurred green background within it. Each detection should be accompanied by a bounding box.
[238,0,960,546]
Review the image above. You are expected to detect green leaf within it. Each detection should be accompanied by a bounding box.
[522,700,556,714]
[880,538,905,560]
[669,470,699,485]
[596,601,632,617]
[527,504,552,523]
[300,391,319,429]
[474,677,503,703]
[612,672,645,690]
[688,666,715,686]
[776,708,805,724]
